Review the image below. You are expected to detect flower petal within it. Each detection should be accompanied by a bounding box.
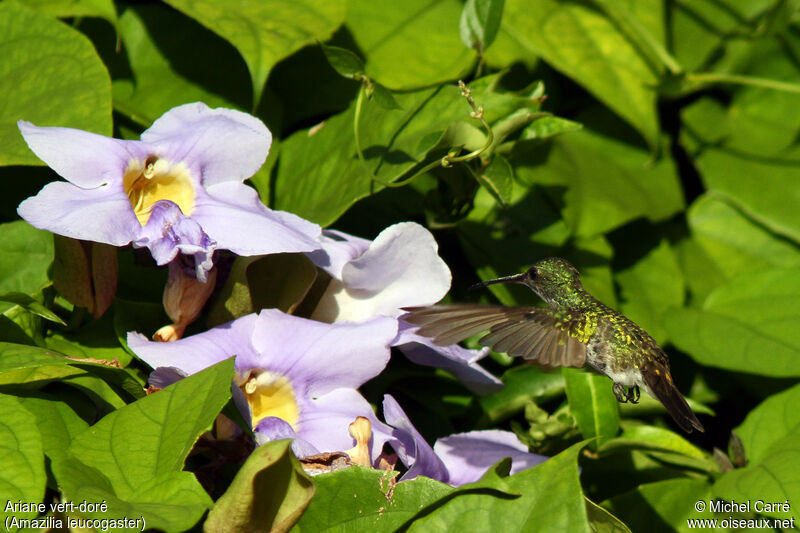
[297,388,392,462]
[141,102,271,188]
[312,222,451,322]
[148,366,188,389]
[133,200,216,280]
[306,229,371,280]
[255,417,320,458]
[17,181,140,246]
[191,182,321,256]
[247,309,396,397]
[395,321,503,395]
[382,395,449,483]
[18,121,146,188]
[433,430,548,487]
[127,313,259,375]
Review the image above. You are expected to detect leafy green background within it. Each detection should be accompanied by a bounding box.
[1,0,799,531]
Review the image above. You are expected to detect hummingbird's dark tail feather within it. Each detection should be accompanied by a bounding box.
[642,364,705,433]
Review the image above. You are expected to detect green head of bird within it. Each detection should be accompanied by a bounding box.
[472,257,585,308]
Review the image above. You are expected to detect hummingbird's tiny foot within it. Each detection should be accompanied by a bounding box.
[630,385,640,404]
[612,383,628,403]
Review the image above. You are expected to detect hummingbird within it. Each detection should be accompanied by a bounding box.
[403,257,704,433]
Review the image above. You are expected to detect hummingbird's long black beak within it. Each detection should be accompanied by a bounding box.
[469,272,528,291]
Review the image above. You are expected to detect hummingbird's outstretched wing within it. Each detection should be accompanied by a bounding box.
[402,304,587,368]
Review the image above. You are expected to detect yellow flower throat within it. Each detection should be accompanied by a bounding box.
[238,370,300,429]
[124,155,195,226]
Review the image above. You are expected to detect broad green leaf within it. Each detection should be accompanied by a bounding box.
[204,439,314,533]
[347,0,473,89]
[616,240,684,344]
[460,0,506,51]
[601,425,707,460]
[17,395,89,465]
[163,0,346,106]
[516,129,683,238]
[478,366,565,424]
[733,382,800,465]
[681,38,800,244]
[663,268,800,376]
[563,368,620,449]
[667,0,773,72]
[25,0,117,29]
[604,478,715,533]
[294,467,452,532]
[0,222,54,314]
[679,194,800,303]
[0,291,65,325]
[713,382,800,523]
[0,394,46,523]
[274,79,539,226]
[54,458,213,532]
[66,357,234,496]
[520,115,582,140]
[113,5,251,126]
[714,434,800,523]
[320,43,365,79]
[407,441,590,531]
[585,497,631,533]
[500,0,660,146]
[0,1,112,165]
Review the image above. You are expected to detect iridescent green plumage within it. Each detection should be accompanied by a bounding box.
[404,257,704,433]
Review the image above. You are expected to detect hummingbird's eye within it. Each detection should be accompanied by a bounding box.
[527,267,539,279]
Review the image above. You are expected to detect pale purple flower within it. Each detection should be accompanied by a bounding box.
[382,395,547,486]
[307,222,501,393]
[18,102,321,281]
[128,309,397,461]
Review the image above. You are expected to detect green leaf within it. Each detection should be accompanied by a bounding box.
[604,478,715,532]
[563,368,619,449]
[274,79,538,226]
[163,0,346,106]
[0,291,65,325]
[678,194,800,303]
[112,5,251,126]
[347,0,473,89]
[519,129,683,238]
[0,222,54,314]
[616,240,684,344]
[52,358,234,532]
[54,458,213,532]
[714,435,800,523]
[407,441,591,531]
[478,366,565,424]
[370,81,402,110]
[602,425,707,460]
[584,497,631,533]
[733,382,800,466]
[294,467,453,532]
[500,0,660,146]
[0,393,46,522]
[663,268,800,376]
[25,0,118,29]
[460,0,506,51]
[0,0,112,166]
[66,357,234,494]
[713,382,800,523]
[204,439,314,533]
[474,154,513,207]
[320,43,365,79]
[520,115,582,140]
[16,394,89,466]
